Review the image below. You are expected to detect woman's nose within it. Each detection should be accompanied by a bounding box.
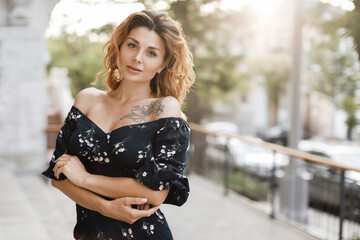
[132,52,142,64]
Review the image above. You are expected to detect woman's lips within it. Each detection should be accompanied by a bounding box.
[127,65,142,73]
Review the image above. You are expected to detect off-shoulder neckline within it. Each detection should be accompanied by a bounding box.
[71,105,189,135]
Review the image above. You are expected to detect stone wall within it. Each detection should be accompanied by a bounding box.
[0,0,58,171]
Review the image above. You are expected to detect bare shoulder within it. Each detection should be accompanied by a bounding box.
[151,96,185,120]
[73,87,104,114]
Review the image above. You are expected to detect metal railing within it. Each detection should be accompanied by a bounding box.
[188,122,360,240]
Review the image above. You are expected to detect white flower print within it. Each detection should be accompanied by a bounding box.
[96,230,112,240]
[155,210,166,224]
[142,220,155,235]
[68,109,82,121]
[156,127,165,134]
[159,163,168,169]
[119,226,134,240]
[159,181,164,190]
[137,124,147,131]
[113,136,132,155]
[80,209,88,221]
[136,144,151,163]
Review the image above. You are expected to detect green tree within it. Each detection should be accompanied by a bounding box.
[307,3,360,139]
[247,53,290,126]
[46,26,111,97]
[318,0,360,63]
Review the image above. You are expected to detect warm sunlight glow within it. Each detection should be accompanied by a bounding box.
[221,0,286,16]
[221,0,355,14]
[45,0,144,38]
[321,0,355,11]
[46,0,356,38]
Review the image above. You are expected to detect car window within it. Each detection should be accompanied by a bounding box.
[307,151,330,159]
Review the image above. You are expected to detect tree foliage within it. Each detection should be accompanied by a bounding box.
[46,27,110,97]
[307,2,360,139]
[247,53,290,126]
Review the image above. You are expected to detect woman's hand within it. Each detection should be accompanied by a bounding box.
[101,197,160,224]
[53,154,89,187]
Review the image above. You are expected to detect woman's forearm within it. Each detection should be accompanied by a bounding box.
[51,179,161,224]
[51,179,108,214]
[81,175,169,206]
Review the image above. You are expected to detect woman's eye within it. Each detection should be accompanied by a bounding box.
[128,43,136,48]
[148,51,157,57]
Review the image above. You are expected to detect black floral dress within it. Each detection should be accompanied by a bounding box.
[42,106,190,240]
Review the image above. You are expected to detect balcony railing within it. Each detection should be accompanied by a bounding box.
[188,122,360,240]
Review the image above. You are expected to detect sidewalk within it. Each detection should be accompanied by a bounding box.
[0,167,316,240]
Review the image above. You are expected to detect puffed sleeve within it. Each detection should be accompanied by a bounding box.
[134,118,191,206]
[42,106,79,181]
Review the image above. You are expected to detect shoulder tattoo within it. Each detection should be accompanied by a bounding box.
[119,97,172,123]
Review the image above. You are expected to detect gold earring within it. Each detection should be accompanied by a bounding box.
[113,69,124,82]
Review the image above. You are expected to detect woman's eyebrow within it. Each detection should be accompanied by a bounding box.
[128,37,161,52]
[149,46,161,52]
[129,37,139,44]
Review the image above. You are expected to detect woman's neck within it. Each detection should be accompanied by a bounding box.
[109,81,154,104]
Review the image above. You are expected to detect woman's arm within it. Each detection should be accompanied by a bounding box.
[54,154,169,206]
[82,174,170,206]
[51,178,159,224]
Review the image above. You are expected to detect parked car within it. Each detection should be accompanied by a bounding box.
[299,140,360,219]
[203,121,289,179]
[256,126,288,146]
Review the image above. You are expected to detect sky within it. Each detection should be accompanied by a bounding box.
[45,0,145,37]
[45,0,355,38]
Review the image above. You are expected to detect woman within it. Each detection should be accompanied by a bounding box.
[42,10,195,240]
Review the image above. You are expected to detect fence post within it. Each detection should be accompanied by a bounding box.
[224,138,230,196]
[270,150,277,219]
[339,170,345,240]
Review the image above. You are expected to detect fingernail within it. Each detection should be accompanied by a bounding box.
[141,198,147,203]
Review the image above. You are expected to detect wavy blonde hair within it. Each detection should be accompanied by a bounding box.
[95,10,195,104]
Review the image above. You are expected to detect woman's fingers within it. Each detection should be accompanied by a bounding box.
[55,166,65,179]
[108,197,160,224]
[53,160,68,179]
[129,205,159,222]
[124,197,147,206]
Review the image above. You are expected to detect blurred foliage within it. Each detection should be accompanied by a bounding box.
[341,95,359,139]
[307,2,360,140]
[46,26,111,97]
[314,0,360,63]
[247,53,290,126]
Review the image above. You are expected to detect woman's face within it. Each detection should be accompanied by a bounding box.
[118,26,165,84]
